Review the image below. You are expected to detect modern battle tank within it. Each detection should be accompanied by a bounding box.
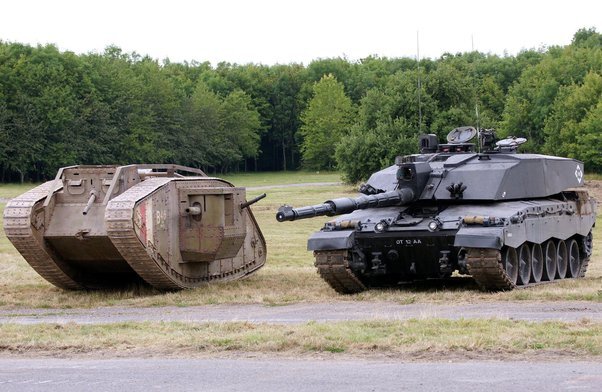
[4,164,266,290]
[276,127,596,293]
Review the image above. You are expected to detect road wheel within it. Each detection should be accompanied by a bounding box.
[556,240,568,279]
[530,243,543,283]
[517,243,531,285]
[542,240,557,281]
[503,247,519,285]
[567,239,581,278]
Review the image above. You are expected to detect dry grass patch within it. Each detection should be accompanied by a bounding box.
[1,319,600,359]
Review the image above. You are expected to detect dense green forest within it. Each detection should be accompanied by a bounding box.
[0,28,600,183]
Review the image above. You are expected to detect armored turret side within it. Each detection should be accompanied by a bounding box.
[427,153,585,201]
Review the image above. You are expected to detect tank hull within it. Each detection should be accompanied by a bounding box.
[3,165,266,290]
[309,192,595,293]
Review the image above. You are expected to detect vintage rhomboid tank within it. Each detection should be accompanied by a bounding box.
[4,164,266,290]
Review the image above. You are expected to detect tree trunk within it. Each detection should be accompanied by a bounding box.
[282,139,287,171]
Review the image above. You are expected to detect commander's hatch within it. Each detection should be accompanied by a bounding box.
[437,126,477,153]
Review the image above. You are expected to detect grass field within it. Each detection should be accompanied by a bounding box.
[0,172,600,309]
[0,183,35,200]
[222,170,341,187]
[1,319,600,359]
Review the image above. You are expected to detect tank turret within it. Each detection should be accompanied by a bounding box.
[276,127,596,294]
[4,164,267,290]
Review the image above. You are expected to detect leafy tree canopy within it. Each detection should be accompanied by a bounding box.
[299,74,354,170]
[0,28,599,182]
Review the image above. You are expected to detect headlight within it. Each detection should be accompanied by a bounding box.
[427,219,440,232]
[374,220,388,233]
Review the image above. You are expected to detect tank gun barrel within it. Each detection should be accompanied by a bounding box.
[240,193,267,209]
[82,191,97,216]
[276,188,414,222]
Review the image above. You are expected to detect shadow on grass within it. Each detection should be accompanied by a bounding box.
[371,276,480,293]
[59,281,165,304]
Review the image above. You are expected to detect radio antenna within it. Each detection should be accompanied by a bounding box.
[472,35,480,130]
[417,31,422,133]
[471,34,481,152]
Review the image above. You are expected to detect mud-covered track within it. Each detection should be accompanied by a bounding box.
[315,250,366,294]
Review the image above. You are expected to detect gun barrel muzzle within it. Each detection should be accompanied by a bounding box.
[276,202,334,222]
[185,206,202,215]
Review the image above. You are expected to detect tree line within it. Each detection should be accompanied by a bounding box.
[0,28,600,183]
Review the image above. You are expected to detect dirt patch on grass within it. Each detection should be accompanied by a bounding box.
[2,346,599,363]
[1,300,601,325]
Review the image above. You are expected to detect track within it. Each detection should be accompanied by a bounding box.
[466,248,515,290]
[466,246,590,291]
[105,177,182,290]
[315,244,591,294]
[314,250,366,294]
[3,183,82,290]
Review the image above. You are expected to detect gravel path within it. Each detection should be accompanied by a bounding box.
[0,301,599,325]
[0,358,600,392]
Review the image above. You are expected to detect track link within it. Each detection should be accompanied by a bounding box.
[314,250,367,294]
[466,248,515,291]
[579,257,590,278]
[3,183,82,290]
[579,232,592,278]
